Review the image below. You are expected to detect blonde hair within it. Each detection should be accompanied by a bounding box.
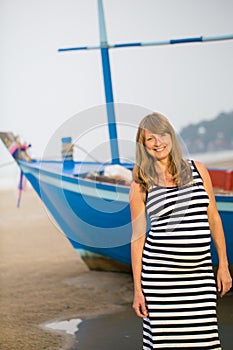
[132,112,191,191]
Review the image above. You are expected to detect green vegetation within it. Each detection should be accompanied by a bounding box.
[180,111,233,154]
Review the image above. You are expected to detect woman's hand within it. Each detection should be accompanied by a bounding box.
[132,290,148,318]
[217,266,232,297]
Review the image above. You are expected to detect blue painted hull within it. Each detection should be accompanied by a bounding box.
[19,160,233,267]
[20,160,132,265]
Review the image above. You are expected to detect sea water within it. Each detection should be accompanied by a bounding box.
[189,149,233,166]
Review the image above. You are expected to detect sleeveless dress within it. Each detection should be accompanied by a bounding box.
[142,160,221,349]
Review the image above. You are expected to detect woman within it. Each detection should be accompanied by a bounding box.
[130,112,232,349]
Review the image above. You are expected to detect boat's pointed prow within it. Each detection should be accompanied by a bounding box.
[0,132,32,162]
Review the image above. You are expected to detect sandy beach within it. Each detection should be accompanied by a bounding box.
[1,163,233,350]
[0,189,133,350]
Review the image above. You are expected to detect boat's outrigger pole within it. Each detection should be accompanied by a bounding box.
[97,0,120,164]
[58,0,233,164]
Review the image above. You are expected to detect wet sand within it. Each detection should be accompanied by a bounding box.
[74,304,233,350]
[1,173,233,349]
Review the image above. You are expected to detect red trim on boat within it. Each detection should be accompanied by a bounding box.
[208,169,233,191]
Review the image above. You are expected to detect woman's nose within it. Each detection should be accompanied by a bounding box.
[154,135,162,145]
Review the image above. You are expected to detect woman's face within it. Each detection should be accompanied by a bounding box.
[144,129,172,160]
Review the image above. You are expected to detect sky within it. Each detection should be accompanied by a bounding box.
[1,0,233,181]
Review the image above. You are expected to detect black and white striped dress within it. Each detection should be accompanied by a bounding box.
[142,160,221,349]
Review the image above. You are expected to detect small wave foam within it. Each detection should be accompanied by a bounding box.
[45,318,82,335]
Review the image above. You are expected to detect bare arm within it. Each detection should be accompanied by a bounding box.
[129,182,148,318]
[195,161,232,296]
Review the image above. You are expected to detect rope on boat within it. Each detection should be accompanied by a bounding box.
[61,139,74,161]
[17,170,24,208]
[58,33,233,52]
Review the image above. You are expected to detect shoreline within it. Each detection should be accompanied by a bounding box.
[189,149,233,168]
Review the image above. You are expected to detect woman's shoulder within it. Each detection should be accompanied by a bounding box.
[130,181,147,203]
[130,181,144,195]
[190,159,209,180]
[191,159,207,171]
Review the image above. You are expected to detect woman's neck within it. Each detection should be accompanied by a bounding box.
[154,159,175,186]
[154,158,169,174]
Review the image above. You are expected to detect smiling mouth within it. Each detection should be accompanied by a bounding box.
[154,146,166,152]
